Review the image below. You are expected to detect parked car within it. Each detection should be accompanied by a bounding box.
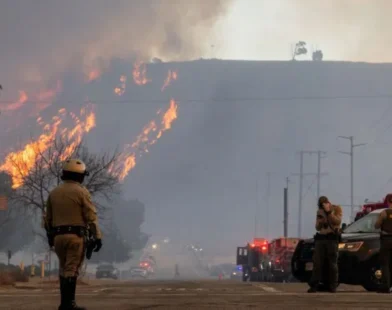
[230,265,243,280]
[96,264,119,279]
[130,266,149,279]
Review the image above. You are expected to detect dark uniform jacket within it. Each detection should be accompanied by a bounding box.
[315,205,342,235]
[375,209,392,234]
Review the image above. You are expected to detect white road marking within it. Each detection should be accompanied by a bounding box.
[253,283,281,293]
[0,292,369,298]
[93,288,110,293]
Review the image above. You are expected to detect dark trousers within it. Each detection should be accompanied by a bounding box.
[380,239,392,288]
[309,239,338,288]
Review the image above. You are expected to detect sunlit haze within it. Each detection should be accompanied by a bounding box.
[214,0,390,62]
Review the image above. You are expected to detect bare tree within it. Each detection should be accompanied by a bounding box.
[5,135,123,226]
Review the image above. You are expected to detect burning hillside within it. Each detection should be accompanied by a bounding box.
[0,61,179,188]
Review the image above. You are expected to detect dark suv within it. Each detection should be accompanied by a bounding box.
[291,209,383,291]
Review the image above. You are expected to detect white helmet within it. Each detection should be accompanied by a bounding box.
[62,159,88,175]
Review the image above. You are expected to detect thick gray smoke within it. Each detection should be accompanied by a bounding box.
[0,0,232,91]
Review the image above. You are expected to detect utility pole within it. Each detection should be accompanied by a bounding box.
[254,177,259,238]
[7,250,11,266]
[283,177,289,237]
[266,172,271,238]
[297,152,303,238]
[338,136,366,220]
[317,151,324,197]
[292,151,328,238]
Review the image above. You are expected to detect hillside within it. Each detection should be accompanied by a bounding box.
[3,59,392,255]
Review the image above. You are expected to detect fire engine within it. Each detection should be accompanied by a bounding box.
[236,238,269,282]
[266,237,301,282]
[354,194,392,222]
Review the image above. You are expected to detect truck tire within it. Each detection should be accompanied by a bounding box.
[362,256,382,292]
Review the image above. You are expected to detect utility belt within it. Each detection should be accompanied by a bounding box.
[52,226,86,238]
[314,232,340,241]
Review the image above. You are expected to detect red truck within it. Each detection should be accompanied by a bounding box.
[354,193,392,222]
[266,237,301,282]
[236,238,269,282]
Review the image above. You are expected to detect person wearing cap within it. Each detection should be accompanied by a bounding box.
[308,196,342,293]
[374,196,392,293]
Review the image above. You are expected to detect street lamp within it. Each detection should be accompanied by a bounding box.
[152,243,158,250]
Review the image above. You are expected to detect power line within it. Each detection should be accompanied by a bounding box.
[338,136,366,221]
[292,150,328,238]
[2,94,392,105]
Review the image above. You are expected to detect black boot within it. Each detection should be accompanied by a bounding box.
[58,276,70,310]
[69,277,86,310]
[307,286,317,293]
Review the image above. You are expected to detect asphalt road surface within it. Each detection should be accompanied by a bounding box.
[1,280,391,309]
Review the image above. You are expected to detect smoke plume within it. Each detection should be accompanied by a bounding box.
[0,0,232,90]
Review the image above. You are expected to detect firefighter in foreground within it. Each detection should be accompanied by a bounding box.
[308,196,342,293]
[374,196,392,293]
[45,159,102,310]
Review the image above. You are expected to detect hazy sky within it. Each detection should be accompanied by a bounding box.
[217,0,392,62]
[2,0,392,95]
[2,0,392,260]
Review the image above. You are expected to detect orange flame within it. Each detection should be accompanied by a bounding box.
[114,75,127,96]
[161,70,178,91]
[114,99,178,181]
[60,105,96,160]
[87,69,101,82]
[161,99,178,131]
[132,61,151,85]
[1,91,28,112]
[0,106,96,189]
[34,80,63,112]
[0,111,65,188]
[1,81,62,116]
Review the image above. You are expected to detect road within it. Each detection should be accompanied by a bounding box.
[0,280,391,309]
